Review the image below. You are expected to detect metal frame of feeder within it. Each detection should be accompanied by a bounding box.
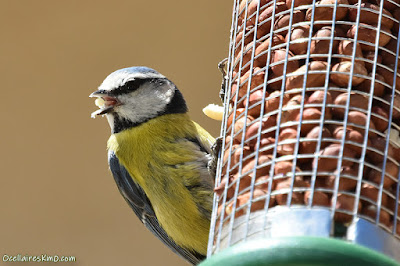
[206,0,400,263]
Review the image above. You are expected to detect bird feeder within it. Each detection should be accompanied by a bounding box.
[201,0,400,264]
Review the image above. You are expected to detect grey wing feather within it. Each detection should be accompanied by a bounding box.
[108,151,204,265]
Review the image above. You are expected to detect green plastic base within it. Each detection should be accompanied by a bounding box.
[200,237,399,266]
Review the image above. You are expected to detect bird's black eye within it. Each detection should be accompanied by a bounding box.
[109,79,150,96]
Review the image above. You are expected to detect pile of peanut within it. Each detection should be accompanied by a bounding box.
[217,0,400,234]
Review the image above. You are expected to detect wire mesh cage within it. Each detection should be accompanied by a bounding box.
[207,0,400,263]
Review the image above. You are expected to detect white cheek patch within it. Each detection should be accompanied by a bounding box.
[116,82,175,123]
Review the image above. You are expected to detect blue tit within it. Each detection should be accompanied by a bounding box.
[90,66,215,265]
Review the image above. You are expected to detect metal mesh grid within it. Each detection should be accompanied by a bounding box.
[208,0,400,260]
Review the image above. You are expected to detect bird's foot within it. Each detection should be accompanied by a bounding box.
[218,58,229,103]
[207,136,223,179]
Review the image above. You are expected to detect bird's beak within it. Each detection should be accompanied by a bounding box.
[90,90,120,118]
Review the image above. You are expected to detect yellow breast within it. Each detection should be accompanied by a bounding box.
[107,113,213,254]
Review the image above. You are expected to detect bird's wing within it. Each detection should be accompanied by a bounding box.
[192,122,217,182]
[108,151,205,265]
[192,122,215,155]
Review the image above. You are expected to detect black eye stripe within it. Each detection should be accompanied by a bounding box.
[94,78,169,97]
[108,79,150,96]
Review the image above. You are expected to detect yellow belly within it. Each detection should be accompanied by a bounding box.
[107,113,214,254]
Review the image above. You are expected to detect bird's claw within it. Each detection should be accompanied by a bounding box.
[207,137,223,179]
[218,58,229,103]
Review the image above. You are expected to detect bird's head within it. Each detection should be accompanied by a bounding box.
[90,67,187,133]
